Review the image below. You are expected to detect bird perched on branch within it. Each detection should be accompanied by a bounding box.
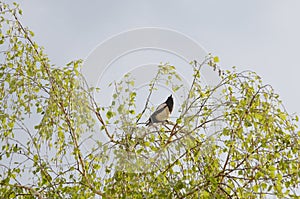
[146,95,174,126]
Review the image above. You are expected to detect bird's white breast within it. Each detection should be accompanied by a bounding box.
[154,105,170,121]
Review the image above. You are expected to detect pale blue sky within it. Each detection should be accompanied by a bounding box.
[14,0,300,116]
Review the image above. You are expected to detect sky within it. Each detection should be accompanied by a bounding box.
[12,0,300,117]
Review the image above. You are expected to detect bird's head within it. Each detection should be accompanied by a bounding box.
[165,95,174,113]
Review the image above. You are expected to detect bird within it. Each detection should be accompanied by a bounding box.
[146,95,174,126]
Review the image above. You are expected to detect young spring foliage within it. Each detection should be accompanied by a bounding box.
[1,2,300,198]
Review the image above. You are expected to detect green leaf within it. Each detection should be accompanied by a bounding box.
[261,182,267,190]
[253,184,259,192]
[213,56,220,63]
[176,118,182,124]
[117,105,124,114]
[106,111,113,119]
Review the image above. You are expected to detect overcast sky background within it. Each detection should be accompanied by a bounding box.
[12,0,300,117]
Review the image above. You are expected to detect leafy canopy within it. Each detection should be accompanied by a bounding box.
[0,2,300,198]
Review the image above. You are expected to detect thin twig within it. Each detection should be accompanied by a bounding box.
[136,68,161,124]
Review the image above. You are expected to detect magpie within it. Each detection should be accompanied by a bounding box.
[146,95,174,126]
